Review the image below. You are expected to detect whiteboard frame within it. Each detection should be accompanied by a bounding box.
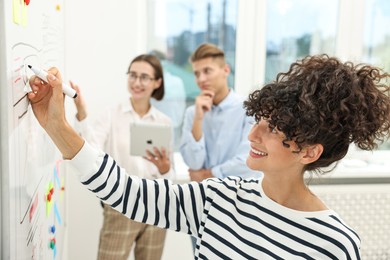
[0,0,11,258]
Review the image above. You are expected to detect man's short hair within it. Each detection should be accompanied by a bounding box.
[190,43,225,65]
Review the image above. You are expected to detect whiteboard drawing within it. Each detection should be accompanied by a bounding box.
[2,0,66,259]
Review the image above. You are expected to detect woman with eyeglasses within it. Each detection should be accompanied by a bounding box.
[70,54,174,260]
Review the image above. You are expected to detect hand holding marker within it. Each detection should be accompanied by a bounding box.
[28,65,77,98]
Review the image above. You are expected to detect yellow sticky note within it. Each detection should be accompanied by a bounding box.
[12,0,22,24]
[21,1,28,26]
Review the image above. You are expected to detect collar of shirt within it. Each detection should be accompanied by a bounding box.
[212,89,235,112]
[121,99,158,121]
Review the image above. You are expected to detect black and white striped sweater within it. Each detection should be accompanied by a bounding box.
[71,142,361,260]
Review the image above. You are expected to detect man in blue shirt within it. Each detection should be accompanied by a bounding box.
[180,43,261,182]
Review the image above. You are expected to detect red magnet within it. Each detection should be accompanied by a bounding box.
[47,193,52,202]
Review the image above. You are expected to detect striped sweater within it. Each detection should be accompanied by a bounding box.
[71,142,361,259]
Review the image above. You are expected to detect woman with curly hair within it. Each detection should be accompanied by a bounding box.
[28,54,389,259]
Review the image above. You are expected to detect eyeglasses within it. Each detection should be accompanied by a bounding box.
[127,72,155,85]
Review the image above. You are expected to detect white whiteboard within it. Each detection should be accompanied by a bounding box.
[0,0,66,259]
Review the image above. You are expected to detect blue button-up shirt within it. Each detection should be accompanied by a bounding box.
[180,90,262,179]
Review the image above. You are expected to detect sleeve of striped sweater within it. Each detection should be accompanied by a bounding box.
[69,141,207,237]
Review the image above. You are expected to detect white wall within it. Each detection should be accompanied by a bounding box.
[64,0,148,121]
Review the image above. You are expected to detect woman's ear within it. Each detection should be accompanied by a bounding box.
[154,78,162,89]
[300,144,323,165]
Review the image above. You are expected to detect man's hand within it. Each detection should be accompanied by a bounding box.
[194,90,214,121]
[192,90,214,141]
[189,168,213,182]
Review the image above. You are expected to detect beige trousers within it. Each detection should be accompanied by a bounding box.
[97,205,167,260]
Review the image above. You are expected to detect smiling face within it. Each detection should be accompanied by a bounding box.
[246,119,305,175]
[127,61,161,102]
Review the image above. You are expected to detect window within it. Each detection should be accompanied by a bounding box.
[362,0,390,150]
[147,0,239,149]
[264,0,339,83]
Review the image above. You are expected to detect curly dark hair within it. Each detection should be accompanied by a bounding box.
[244,54,390,173]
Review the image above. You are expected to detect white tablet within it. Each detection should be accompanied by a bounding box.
[130,123,172,157]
